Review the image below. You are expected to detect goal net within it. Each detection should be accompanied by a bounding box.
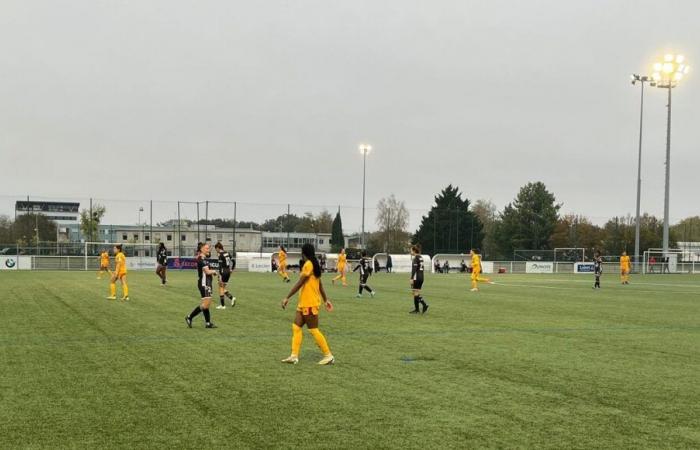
[554,248,586,262]
[641,249,692,274]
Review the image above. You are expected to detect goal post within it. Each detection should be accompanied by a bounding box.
[641,249,690,274]
[84,242,160,271]
[553,248,585,262]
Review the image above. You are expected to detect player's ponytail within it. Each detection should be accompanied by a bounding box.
[301,243,321,278]
[195,242,203,257]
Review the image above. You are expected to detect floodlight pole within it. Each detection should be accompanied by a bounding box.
[631,75,647,271]
[662,85,672,255]
[361,149,367,249]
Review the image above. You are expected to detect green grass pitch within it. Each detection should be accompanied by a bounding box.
[1,270,699,449]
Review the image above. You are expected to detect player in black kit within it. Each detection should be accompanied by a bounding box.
[410,245,429,314]
[185,242,218,328]
[155,242,168,286]
[214,242,236,309]
[353,251,375,298]
[593,251,603,289]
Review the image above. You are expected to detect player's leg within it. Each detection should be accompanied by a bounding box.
[470,272,478,291]
[306,311,333,365]
[282,311,304,363]
[363,274,374,297]
[120,275,129,300]
[217,280,227,309]
[108,272,118,299]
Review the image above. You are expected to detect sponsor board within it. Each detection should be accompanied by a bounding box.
[1,257,18,270]
[525,261,554,274]
[481,261,494,274]
[167,257,221,270]
[574,262,596,274]
[126,258,158,271]
[249,257,272,273]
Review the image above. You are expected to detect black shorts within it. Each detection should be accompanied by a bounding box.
[412,278,424,290]
[220,271,231,283]
[360,273,370,285]
[198,281,213,298]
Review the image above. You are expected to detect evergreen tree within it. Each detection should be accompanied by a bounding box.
[330,210,344,252]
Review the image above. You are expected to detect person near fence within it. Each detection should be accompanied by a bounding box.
[97,248,110,280]
[277,245,291,283]
[155,243,168,286]
[332,248,348,286]
[409,245,429,314]
[185,242,217,328]
[620,251,631,285]
[280,243,334,365]
[215,242,236,309]
[469,249,492,292]
[354,251,375,298]
[593,252,603,289]
[107,244,129,301]
[386,254,393,273]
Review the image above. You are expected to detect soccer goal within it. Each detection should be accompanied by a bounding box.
[83,242,160,271]
[641,249,693,274]
[553,248,586,262]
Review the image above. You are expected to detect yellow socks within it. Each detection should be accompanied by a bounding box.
[291,324,302,356]
[122,283,129,297]
[110,283,116,297]
[309,328,331,356]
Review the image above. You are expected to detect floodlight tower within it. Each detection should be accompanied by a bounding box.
[630,74,650,270]
[651,54,690,255]
[359,144,372,249]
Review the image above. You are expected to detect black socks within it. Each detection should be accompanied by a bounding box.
[188,306,201,319]
[220,295,225,306]
[225,291,233,299]
[202,308,211,325]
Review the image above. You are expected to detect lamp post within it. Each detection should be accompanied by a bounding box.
[359,144,372,249]
[630,74,650,271]
[138,206,144,246]
[651,54,690,256]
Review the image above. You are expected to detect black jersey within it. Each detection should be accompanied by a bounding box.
[197,255,213,287]
[412,255,425,281]
[218,251,233,274]
[157,247,168,266]
[594,258,603,275]
[354,257,372,276]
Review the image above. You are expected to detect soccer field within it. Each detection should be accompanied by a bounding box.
[1,270,699,449]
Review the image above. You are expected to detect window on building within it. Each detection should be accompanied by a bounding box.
[167,234,172,241]
[122,234,128,241]
[319,239,324,245]
[145,235,150,241]
[133,234,138,241]
[181,235,186,241]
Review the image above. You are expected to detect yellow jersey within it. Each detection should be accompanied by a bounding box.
[471,254,481,272]
[115,252,127,275]
[337,253,346,268]
[620,255,631,269]
[100,252,109,267]
[298,261,321,309]
[279,250,287,266]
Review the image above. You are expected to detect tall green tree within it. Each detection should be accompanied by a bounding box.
[13,214,57,244]
[494,182,560,256]
[671,216,700,242]
[471,199,498,259]
[600,214,668,256]
[0,215,13,244]
[80,204,106,242]
[330,211,344,252]
[375,194,411,253]
[413,185,483,255]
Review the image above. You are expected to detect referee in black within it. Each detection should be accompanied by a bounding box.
[410,245,428,314]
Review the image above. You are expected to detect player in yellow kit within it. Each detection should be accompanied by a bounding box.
[469,248,493,292]
[97,249,110,279]
[281,243,334,365]
[277,245,291,283]
[620,251,631,285]
[107,244,129,301]
[332,248,348,286]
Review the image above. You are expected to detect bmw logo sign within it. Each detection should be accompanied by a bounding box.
[5,258,16,269]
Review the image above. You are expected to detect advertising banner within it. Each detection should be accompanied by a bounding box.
[126,258,158,271]
[0,257,18,270]
[574,262,596,274]
[249,257,272,273]
[167,257,220,270]
[525,261,554,274]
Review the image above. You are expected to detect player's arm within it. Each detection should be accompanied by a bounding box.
[281,273,309,309]
[203,263,218,277]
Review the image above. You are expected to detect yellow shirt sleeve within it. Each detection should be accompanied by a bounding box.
[302,260,312,277]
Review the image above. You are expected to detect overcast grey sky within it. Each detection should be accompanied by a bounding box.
[1,0,698,232]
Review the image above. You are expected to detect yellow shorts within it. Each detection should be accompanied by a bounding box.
[297,306,319,316]
[115,272,127,279]
[100,264,109,270]
[470,271,480,281]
